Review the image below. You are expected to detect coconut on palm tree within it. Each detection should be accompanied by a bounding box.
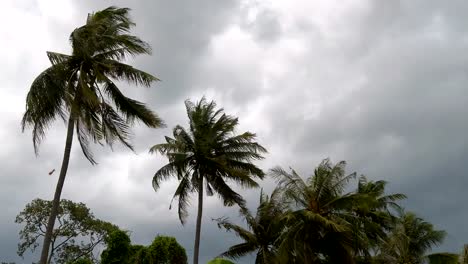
[150,98,266,264]
[215,189,286,263]
[22,6,163,264]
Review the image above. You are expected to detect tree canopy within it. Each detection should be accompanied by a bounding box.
[15,199,118,264]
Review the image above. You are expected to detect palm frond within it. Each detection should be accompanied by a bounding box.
[215,218,257,243]
[169,175,192,224]
[22,66,69,153]
[220,242,258,260]
[153,161,187,191]
[76,120,97,165]
[99,60,158,86]
[46,52,71,65]
[102,79,163,128]
[206,171,245,207]
[99,102,133,150]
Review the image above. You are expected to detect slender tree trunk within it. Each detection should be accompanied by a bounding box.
[39,116,75,264]
[193,177,204,264]
[47,238,55,264]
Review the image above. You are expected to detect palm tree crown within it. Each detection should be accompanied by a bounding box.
[150,98,266,264]
[377,211,446,264]
[215,189,287,263]
[22,6,163,163]
[151,98,266,222]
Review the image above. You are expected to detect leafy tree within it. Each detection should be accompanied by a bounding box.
[206,259,235,264]
[150,98,266,264]
[69,258,93,264]
[15,198,117,264]
[101,232,187,264]
[147,236,188,264]
[21,6,162,264]
[101,230,132,264]
[375,211,446,263]
[215,189,286,263]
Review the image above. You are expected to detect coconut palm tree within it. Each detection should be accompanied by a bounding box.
[150,98,266,264]
[22,7,162,264]
[271,159,360,263]
[351,177,406,262]
[375,211,446,264]
[215,189,287,263]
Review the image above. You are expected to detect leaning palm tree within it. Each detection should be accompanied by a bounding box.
[22,7,162,264]
[215,189,287,263]
[375,211,446,264]
[150,98,266,264]
[271,159,360,263]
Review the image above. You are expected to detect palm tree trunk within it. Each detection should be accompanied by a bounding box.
[39,116,75,264]
[47,238,55,264]
[193,177,204,264]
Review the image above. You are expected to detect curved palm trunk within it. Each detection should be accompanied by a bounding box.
[193,177,203,264]
[39,116,75,264]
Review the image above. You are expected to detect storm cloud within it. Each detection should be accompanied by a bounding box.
[1,0,468,263]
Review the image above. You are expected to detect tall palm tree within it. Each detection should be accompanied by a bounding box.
[22,7,162,264]
[150,98,266,264]
[375,211,446,264]
[215,189,287,263]
[271,159,359,263]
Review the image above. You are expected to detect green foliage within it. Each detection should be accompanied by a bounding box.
[215,189,286,263]
[15,198,117,264]
[216,158,408,263]
[69,258,94,264]
[100,232,187,264]
[101,230,132,264]
[207,258,235,264]
[375,211,446,263]
[147,236,188,264]
[427,253,459,264]
[271,159,362,263]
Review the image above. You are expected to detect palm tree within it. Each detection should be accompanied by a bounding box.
[150,98,266,264]
[215,189,287,263]
[22,7,162,264]
[375,211,446,263]
[271,159,360,263]
[351,177,406,262]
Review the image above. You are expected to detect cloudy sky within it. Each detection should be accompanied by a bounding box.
[2,0,468,263]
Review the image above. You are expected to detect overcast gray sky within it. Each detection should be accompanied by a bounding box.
[1,0,468,263]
